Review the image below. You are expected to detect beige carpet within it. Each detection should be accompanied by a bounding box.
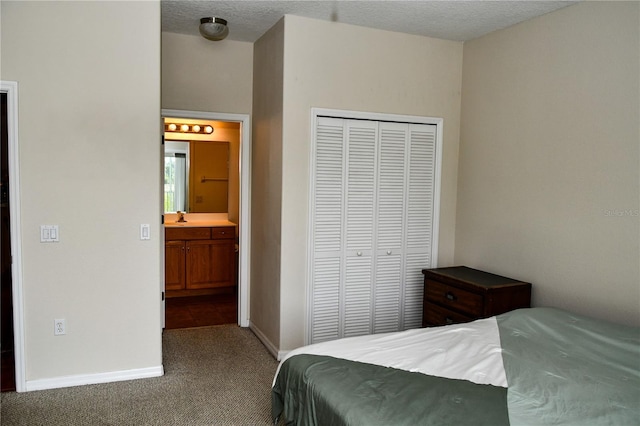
[0,325,279,425]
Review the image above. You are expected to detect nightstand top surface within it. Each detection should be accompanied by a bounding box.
[422,266,529,289]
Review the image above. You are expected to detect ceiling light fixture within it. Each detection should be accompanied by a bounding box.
[199,17,229,41]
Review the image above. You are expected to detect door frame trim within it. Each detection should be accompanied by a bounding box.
[161,109,251,327]
[2,80,25,392]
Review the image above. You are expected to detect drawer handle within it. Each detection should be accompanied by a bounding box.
[445,292,457,301]
[386,250,392,255]
[357,251,362,256]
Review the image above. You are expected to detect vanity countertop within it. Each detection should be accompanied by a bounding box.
[164,220,236,228]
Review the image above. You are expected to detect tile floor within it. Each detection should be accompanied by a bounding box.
[165,290,237,329]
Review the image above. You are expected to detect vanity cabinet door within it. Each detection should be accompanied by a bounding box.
[165,241,186,290]
[186,240,235,289]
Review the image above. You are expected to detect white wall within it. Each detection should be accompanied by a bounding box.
[457,1,639,326]
[280,15,463,350]
[250,19,285,351]
[161,32,253,114]
[1,1,162,387]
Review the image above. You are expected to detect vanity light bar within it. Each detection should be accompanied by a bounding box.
[165,123,214,134]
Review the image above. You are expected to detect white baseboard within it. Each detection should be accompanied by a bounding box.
[25,365,164,392]
[249,321,289,361]
[276,349,290,361]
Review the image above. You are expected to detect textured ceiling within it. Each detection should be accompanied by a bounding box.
[161,0,579,43]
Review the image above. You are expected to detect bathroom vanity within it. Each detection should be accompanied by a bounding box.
[164,222,236,297]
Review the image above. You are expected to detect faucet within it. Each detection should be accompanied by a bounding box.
[177,211,186,223]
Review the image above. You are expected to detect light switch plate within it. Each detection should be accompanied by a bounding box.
[140,224,150,240]
[40,225,59,243]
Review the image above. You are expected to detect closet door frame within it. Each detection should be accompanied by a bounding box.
[306,108,443,345]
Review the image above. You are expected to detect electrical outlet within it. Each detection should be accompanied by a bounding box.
[54,319,66,335]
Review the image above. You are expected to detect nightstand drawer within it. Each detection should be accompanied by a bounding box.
[424,279,483,316]
[422,266,532,328]
[423,302,474,327]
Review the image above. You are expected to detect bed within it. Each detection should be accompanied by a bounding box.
[271,307,639,425]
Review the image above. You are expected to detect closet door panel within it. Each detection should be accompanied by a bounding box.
[376,123,408,251]
[344,254,373,337]
[374,122,408,332]
[311,257,342,343]
[345,121,377,253]
[373,253,402,333]
[343,120,377,338]
[310,117,345,342]
[402,124,437,329]
[313,118,345,253]
[403,254,429,329]
[406,125,436,253]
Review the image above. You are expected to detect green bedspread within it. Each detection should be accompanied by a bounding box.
[272,354,509,425]
[498,308,640,425]
[272,308,640,425]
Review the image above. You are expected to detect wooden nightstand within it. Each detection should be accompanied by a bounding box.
[422,266,531,327]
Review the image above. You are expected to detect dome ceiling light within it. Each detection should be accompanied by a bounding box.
[199,17,229,41]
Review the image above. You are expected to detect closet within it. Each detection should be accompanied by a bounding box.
[308,113,440,344]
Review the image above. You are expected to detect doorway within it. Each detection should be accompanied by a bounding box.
[1,92,15,391]
[161,109,251,329]
[1,81,24,392]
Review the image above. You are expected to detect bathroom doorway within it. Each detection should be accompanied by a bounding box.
[160,109,251,329]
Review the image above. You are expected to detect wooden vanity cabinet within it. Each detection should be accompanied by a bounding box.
[165,240,186,291]
[165,226,235,296]
[186,239,234,289]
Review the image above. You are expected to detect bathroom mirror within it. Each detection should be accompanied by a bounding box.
[163,117,240,217]
[163,140,229,214]
[164,141,189,213]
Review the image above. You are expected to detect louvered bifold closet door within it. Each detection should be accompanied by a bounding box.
[309,115,438,344]
[402,123,437,329]
[373,122,407,333]
[343,120,378,337]
[309,117,345,343]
